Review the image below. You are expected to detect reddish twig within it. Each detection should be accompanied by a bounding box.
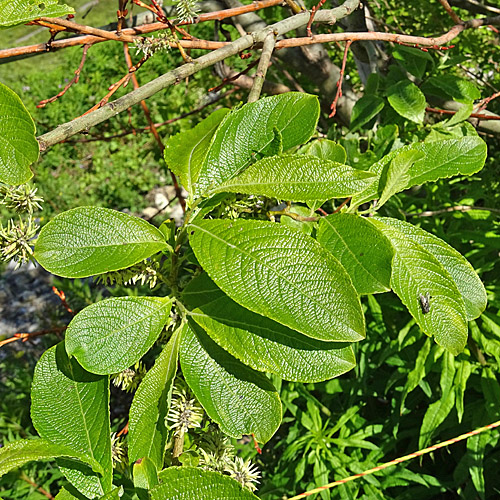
[307,0,329,37]
[117,0,129,35]
[251,433,262,454]
[208,59,260,93]
[333,197,351,213]
[52,286,74,314]
[437,0,462,24]
[475,91,500,112]
[81,55,149,115]
[117,421,129,436]
[0,327,67,348]
[123,43,186,212]
[426,106,500,120]
[19,472,55,500]
[37,44,90,108]
[329,40,351,118]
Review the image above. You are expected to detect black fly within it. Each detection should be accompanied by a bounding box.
[419,292,431,314]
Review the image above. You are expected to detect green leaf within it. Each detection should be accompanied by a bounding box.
[317,214,393,295]
[0,82,38,184]
[387,80,426,123]
[351,137,487,207]
[392,45,433,79]
[196,93,320,193]
[181,322,282,443]
[128,326,182,467]
[467,425,488,499]
[425,75,480,103]
[164,108,229,197]
[35,206,169,278]
[0,0,74,27]
[31,343,112,498]
[133,456,159,491]
[153,467,259,500]
[364,73,380,95]
[65,297,172,375]
[209,154,375,201]
[0,438,104,478]
[373,217,486,320]
[54,487,82,500]
[377,149,424,208]
[350,94,385,131]
[454,361,472,423]
[300,139,346,164]
[445,101,474,127]
[182,273,356,383]
[188,219,364,342]
[369,218,468,355]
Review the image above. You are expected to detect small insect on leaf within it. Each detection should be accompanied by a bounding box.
[419,292,431,314]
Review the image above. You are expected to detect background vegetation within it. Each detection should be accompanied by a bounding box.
[1,0,499,498]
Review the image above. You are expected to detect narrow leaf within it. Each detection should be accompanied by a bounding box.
[445,101,474,127]
[377,149,424,208]
[35,206,169,278]
[0,82,38,184]
[66,297,172,375]
[350,94,385,131]
[387,80,426,123]
[181,273,356,383]
[209,155,375,201]
[128,326,182,467]
[351,136,487,207]
[153,467,259,500]
[369,218,468,355]
[164,108,229,197]
[317,214,393,295]
[196,93,320,193]
[180,323,282,443]
[188,219,364,342]
[0,439,103,478]
[374,217,486,320]
[0,0,74,27]
[300,139,346,164]
[31,343,112,498]
[419,390,455,448]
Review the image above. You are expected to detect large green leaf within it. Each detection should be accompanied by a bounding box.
[317,214,393,295]
[373,217,486,320]
[35,206,169,278]
[377,149,424,208]
[152,467,259,500]
[128,326,182,467]
[392,45,433,79]
[188,219,364,342]
[0,439,103,478]
[31,343,112,498]
[209,155,375,201]
[164,108,229,198]
[182,273,356,383]
[65,297,172,375]
[387,80,426,123]
[299,139,346,164]
[425,75,480,104]
[350,137,487,207]
[0,0,73,27]
[196,93,320,193]
[350,94,385,131]
[0,82,38,184]
[369,218,468,355]
[180,323,282,443]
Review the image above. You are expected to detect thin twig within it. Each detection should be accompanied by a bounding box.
[37,44,90,108]
[19,472,55,500]
[475,91,500,112]
[0,327,67,348]
[329,40,351,118]
[437,0,462,24]
[117,0,129,35]
[208,59,259,93]
[123,43,186,212]
[248,31,276,102]
[426,106,500,120]
[307,0,329,37]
